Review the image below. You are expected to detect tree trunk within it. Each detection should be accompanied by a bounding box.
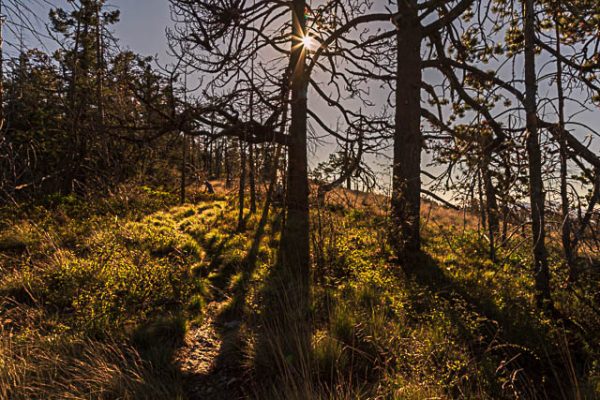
[391,1,422,262]
[555,17,575,282]
[500,151,512,245]
[478,169,487,232]
[216,140,223,179]
[180,133,187,205]
[249,143,257,214]
[64,19,82,194]
[95,3,108,168]
[274,0,311,375]
[524,0,552,310]
[482,141,499,261]
[224,142,232,187]
[207,137,213,177]
[0,0,5,133]
[237,139,246,231]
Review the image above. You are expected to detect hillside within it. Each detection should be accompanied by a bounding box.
[2,0,600,399]
[1,186,599,399]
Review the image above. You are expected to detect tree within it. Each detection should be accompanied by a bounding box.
[0,1,193,201]
[422,0,600,307]
[346,0,476,262]
[49,0,119,193]
[168,0,395,374]
[523,0,552,309]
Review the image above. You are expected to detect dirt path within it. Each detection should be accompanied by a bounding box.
[176,301,246,400]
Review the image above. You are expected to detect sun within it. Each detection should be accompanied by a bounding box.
[302,34,319,52]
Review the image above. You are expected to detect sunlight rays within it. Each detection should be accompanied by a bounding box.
[301,34,319,52]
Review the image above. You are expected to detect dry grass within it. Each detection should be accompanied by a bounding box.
[0,302,185,400]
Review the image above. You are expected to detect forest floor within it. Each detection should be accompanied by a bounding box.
[1,183,599,399]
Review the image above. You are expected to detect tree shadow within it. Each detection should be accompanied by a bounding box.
[197,229,244,299]
[248,230,314,397]
[401,250,581,399]
[131,315,189,399]
[181,202,282,399]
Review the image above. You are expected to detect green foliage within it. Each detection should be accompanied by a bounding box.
[37,249,195,335]
[122,213,202,258]
[0,189,233,398]
[306,206,600,398]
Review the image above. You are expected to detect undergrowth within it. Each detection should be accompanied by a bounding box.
[1,187,599,399]
[0,186,225,399]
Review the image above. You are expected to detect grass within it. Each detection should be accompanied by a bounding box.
[1,185,599,399]
[0,331,186,400]
[0,187,228,399]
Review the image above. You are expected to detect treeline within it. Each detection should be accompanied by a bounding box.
[0,0,248,199]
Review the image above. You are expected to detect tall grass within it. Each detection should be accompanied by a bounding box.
[0,188,211,399]
[0,318,185,399]
[2,187,599,399]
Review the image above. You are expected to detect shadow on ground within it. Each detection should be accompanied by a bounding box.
[402,251,583,399]
[176,201,282,400]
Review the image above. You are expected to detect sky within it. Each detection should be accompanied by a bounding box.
[4,0,173,61]
[3,0,599,203]
[111,0,172,61]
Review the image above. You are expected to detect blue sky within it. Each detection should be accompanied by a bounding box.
[112,0,172,61]
[4,0,173,62]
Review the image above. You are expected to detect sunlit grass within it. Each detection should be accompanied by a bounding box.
[1,186,599,399]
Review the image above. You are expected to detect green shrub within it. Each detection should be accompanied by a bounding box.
[34,248,196,335]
